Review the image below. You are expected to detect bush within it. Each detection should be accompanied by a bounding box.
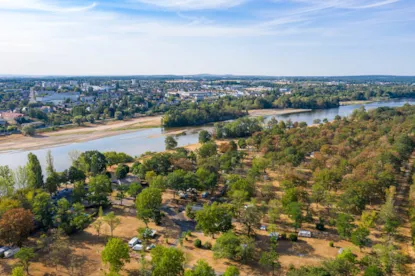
[289,233,298,242]
[194,239,202,248]
[280,233,287,240]
[115,164,130,179]
[204,241,212,250]
[329,241,334,247]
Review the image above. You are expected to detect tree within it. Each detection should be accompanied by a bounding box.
[184,260,215,276]
[74,150,107,176]
[212,231,243,261]
[379,189,400,237]
[21,125,35,136]
[252,157,270,174]
[0,208,34,246]
[151,246,185,276]
[45,171,61,194]
[32,192,55,230]
[286,202,303,231]
[128,182,142,199]
[0,165,15,197]
[240,204,262,236]
[198,142,217,159]
[66,166,86,183]
[0,198,20,217]
[351,227,370,251]
[73,181,86,203]
[11,267,25,276]
[93,207,104,237]
[27,153,44,189]
[45,150,55,177]
[88,174,112,206]
[237,139,247,149]
[336,213,354,239]
[101,238,130,273]
[165,136,178,150]
[223,266,240,276]
[198,130,212,144]
[115,164,129,179]
[136,188,162,226]
[73,116,83,126]
[116,184,129,206]
[195,203,233,238]
[103,212,121,237]
[15,247,35,274]
[323,248,358,276]
[13,165,29,189]
[373,242,406,275]
[259,237,280,276]
[364,266,384,276]
[196,168,217,193]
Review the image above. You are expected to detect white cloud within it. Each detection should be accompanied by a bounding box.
[0,0,97,12]
[291,0,400,9]
[132,0,247,10]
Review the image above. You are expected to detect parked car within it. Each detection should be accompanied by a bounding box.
[4,247,20,258]
[132,244,143,251]
[179,192,188,199]
[128,237,141,247]
[0,246,10,257]
[201,191,209,198]
[260,225,267,231]
[142,229,157,239]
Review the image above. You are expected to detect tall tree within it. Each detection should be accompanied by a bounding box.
[184,260,215,276]
[103,212,121,237]
[27,153,44,189]
[151,246,185,276]
[136,188,162,226]
[45,150,55,177]
[165,136,178,150]
[195,203,233,238]
[32,192,55,230]
[0,208,34,246]
[15,248,36,275]
[0,165,15,196]
[101,238,130,273]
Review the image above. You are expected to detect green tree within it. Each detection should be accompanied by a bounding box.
[323,248,358,276]
[128,182,142,198]
[198,130,212,144]
[116,184,129,206]
[259,237,280,276]
[101,238,130,273]
[74,150,107,176]
[165,136,178,150]
[197,142,217,159]
[0,165,15,196]
[196,168,217,193]
[223,266,240,276]
[351,227,370,251]
[136,188,162,226]
[286,202,303,231]
[27,153,44,189]
[15,247,35,274]
[88,174,111,206]
[336,213,354,239]
[240,204,262,236]
[184,260,215,276]
[212,231,252,261]
[45,172,60,194]
[32,192,55,229]
[237,139,247,149]
[195,203,233,238]
[115,164,129,179]
[21,125,35,136]
[103,212,121,237]
[151,246,185,276]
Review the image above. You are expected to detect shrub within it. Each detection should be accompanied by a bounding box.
[204,241,212,250]
[316,222,325,231]
[186,204,196,220]
[289,233,298,242]
[280,233,287,240]
[329,241,334,247]
[194,239,202,248]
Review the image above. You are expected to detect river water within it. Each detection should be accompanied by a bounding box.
[0,99,413,172]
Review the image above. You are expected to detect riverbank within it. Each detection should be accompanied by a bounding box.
[339,100,374,106]
[0,108,309,153]
[0,116,163,152]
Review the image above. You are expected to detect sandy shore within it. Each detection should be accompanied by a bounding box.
[339,100,374,106]
[0,116,162,152]
[248,108,311,117]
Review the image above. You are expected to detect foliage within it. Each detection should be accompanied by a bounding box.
[165,136,178,150]
[195,203,233,238]
[101,238,130,273]
[88,174,112,206]
[150,246,185,276]
[136,188,162,225]
[184,260,216,276]
[27,153,44,189]
[0,208,34,246]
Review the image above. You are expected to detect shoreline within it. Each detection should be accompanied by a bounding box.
[0,108,309,153]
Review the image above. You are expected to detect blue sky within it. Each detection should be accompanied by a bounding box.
[0,0,414,76]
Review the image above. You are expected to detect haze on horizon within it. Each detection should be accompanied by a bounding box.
[1,0,414,76]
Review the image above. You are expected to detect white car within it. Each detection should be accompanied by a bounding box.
[132,244,143,251]
[0,246,10,257]
[128,237,141,247]
[4,247,20,258]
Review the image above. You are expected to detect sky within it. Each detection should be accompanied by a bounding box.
[0,0,414,76]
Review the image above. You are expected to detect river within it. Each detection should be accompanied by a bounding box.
[0,99,413,172]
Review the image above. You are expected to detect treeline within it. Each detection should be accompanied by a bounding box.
[162,102,247,127]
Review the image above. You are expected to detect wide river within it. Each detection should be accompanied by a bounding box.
[0,99,414,172]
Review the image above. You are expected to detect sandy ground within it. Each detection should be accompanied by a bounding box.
[0,116,162,152]
[248,108,311,117]
[339,100,374,105]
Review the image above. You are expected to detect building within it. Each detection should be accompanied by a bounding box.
[36,91,80,105]
[0,111,24,121]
